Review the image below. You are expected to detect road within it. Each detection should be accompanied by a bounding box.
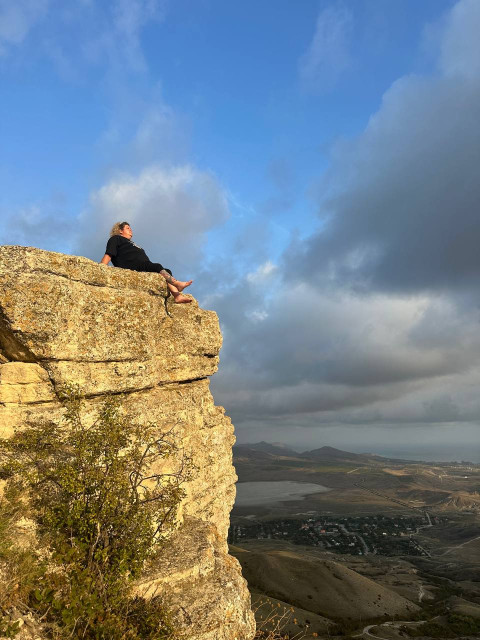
[416,511,432,530]
[353,481,427,512]
[338,523,370,554]
[354,618,433,638]
[354,614,445,639]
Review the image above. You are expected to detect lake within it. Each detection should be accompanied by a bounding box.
[235,481,331,507]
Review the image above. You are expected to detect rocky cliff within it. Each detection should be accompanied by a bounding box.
[0,246,255,640]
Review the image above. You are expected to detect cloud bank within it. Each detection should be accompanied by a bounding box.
[292,1,480,295]
[211,0,480,455]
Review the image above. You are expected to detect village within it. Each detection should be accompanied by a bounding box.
[229,514,441,556]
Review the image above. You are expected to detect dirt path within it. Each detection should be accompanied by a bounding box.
[441,534,480,556]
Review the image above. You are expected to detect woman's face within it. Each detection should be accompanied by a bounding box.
[119,224,133,239]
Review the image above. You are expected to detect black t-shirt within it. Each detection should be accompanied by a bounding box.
[105,235,151,270]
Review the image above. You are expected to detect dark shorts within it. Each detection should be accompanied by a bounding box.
[134,261,172,276]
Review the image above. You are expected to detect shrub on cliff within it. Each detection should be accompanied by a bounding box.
[0,483,44,638]
[0,386,193,639]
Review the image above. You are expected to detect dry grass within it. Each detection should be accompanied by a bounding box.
[232,547,419,622]
[253,596,313,639]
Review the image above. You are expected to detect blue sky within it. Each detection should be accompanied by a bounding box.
[1,0,453,239]
[3,0,480,460]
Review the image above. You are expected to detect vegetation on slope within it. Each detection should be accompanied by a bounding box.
[0,386,192,639]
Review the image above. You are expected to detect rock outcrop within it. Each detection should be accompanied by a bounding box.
[0,246,255,640]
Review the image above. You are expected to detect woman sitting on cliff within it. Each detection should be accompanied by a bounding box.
[100,221,193,304]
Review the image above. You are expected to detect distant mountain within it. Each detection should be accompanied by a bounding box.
[301,445,382,464]
[234,442,412,470]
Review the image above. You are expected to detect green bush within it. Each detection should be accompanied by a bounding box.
[404,613,480,637]
[0,386,193,639]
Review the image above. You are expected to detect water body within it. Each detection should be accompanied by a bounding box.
[235,481,331,507]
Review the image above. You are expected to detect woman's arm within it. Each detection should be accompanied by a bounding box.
[100,254,111,265]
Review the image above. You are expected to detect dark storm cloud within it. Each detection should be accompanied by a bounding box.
[212,281,480,422]
[287,1,480,295]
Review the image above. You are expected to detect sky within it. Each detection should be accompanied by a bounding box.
[1,0,480,462]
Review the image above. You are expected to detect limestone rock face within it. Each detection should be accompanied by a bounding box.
[0,246,255,640]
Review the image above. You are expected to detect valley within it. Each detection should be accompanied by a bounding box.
[231,443,480,639]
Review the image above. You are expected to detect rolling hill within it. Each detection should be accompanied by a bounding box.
[231,547,420,623]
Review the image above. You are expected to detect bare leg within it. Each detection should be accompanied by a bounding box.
[160,270,193,292]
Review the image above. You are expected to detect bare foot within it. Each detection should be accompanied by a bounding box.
[173,293,192,304]
[174,279,193,292]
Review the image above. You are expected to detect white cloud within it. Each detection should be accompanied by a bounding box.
[111,0,166,72]
[439,0,480,78]
[0,0,49,55]
[94,91,190,172]
[0,0,165,74]
[248,310,269,323]
[79,164,230,275]
[82,0,166,73]
[299,2,353,92]
[246,261,277,284]
[113,0,165,37]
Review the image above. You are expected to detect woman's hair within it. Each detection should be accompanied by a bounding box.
[110,221,130,237]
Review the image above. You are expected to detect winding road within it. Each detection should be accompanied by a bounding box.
[354,618,437,638]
